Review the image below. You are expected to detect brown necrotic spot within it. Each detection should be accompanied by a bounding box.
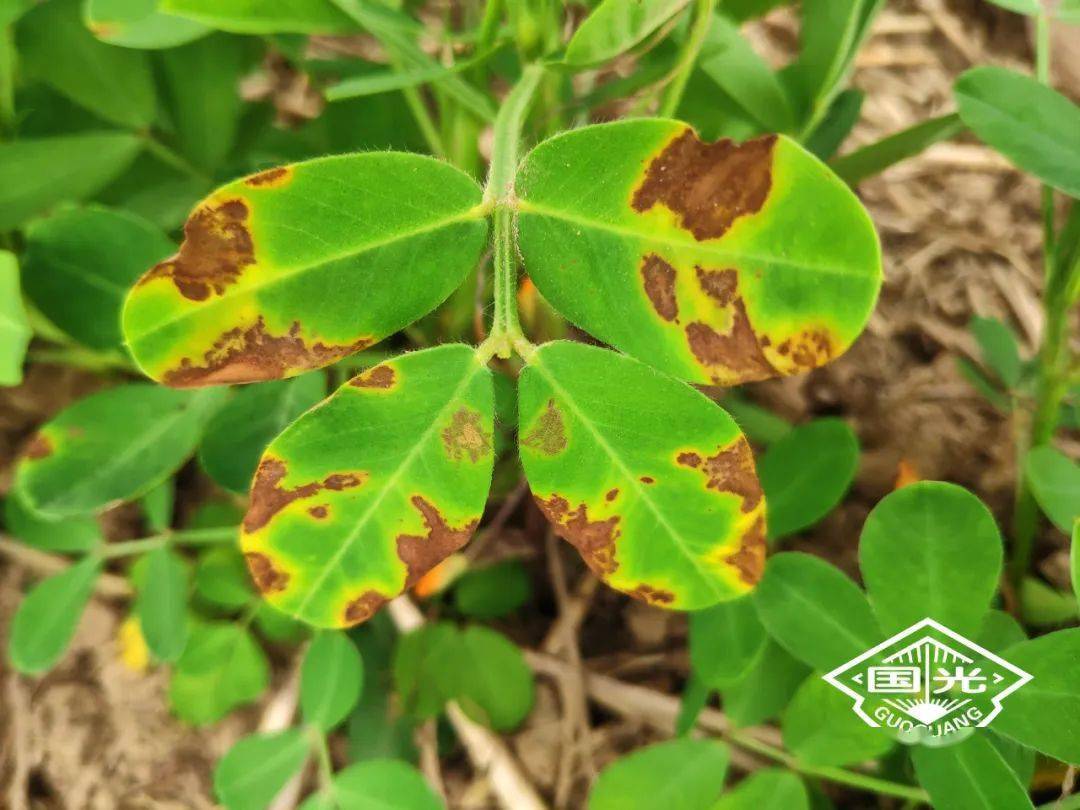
[696,266,738,308]
[639,475,655,484]
[245,167,293,188]
[163,317,372,387]
[350,365,396,389]
[726,516,766,586]
[522,399,567,456]
[309,505,329,519]
[628,584,676,606]
[22,433,53,461]
[685,299,776,383]
[775,329,836,370]
[243,457,366,533]
[680,439,762,513]
[640,253,679,322]
[141,198,254,302]
[441,408,493,463]
[631,130,777,241]
[396,497,478,587]
[244,552,289,594]
[535,494,621,578]
[343,591,387,626]
[605,488,619,502]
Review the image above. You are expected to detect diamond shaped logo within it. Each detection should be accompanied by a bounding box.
[823,618,1032,737]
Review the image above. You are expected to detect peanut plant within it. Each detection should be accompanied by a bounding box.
[0,0,1078,808]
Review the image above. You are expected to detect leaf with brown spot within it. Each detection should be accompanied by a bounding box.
[516,119,882,385]
[124,153,488,387]
[519,341,765,610]
[241,345,494,628]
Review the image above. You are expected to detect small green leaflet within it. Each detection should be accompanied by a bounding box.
[123,154,488,386]
[15,384,226,518]
[22,205,175,350]
[588,738,729,810]
[194,547,253,610]
[137,547,190,663]
[453,559,531,618]
[214,729,311,810]
[3,493,101,553]
[1025,445,1080,533]
[516,119,881,386]
[831,113,965,186]
[563,0,690,67]
[9,557,101,673]
[955,66,1080,198]
[519,341,766,610]
[241,346,494,628]
[169,621,269,724]
[84,0,211,48]
[714,769,808,810]
[689,595,767,688]
[969,315,1022,389]
[781,676,893,766]
[297,760,442,810]
[0,133,142,230]
[0,251,30,386]
[721,640,809,727]
[912,734,1034,810]
[300,631,364,730]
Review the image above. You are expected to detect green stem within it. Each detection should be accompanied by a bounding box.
[310,725,335,791]
[727,730,929,803]
[659,0,716,118]
[483,63,544,204]
[99,527,238,559]
[28,346,137,374]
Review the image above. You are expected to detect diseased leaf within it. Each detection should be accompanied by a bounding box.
[137,547,189,662]
[912,734,1034,810]
[22,206,174,350]
[721,639,809,726]
[955,66,1080,198]
[214,729,311,810]
[241,346,494,628]
[995,629,1080,764]
[0,133,142,230]
[714,769,808,810]
[17,0,156,128]
[300,631,364,730]
[689,594,767,688]
[199,374,326,494]
[9,558,101,673]
[563,0,690,67]
[162,0,357,33]
[757,418,858,541]
[169,621,269,724]
[860,482,1002,637]
[782,677,893,766]
[84,0,210,48]
[1026,445,1080,533]
[0,251,30,386]
[14,384,226,518]
[754,552,879,671]
[516,120,881,385]
[588,738,729,810]
[3,493,101,553]
[123,155,487,387]
[519,341,766,610]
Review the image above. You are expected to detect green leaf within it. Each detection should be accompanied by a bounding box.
[199,374,325,494]
[803,88,863,160]
[689,594,767,688]
[969,315,1022,389]
[563,0,690,67]
[162,0,357,33]
[1018,576,1077,627]
[757,418,859,541]
[22,206,174,350]
[393,621,461,720]
[831,113,965,186]
[0,250,30,386]
[347,617,418,762]
[859,482,1002,637]
[17,0,156,128]
[1026,445,1080,533]
[793,0,882,117]
[675,673,711,736]
[996,629,1080,764]
[714,769,808,810]
[14,384,226,518]
[9,557,101,673]
[976,609,1027,653]
[782,676,893,766]
[301,630,364,730]
[84,0,210,48]
[214,729,311,810]
[194,547,252,609]
[980,0,1080,22]
[588,738,729,810]
[160,34,263,171]
[3,492,101,553]
[142,479,174,533]
[718,394,792,445]
[955,356,1011,411]
[455,625,534,732]
[123,154,487,386]
[990,732,1036,790]
[169,621,269,724]
[137,547,190,662]
[254,602,307,643]
[316,760,441,810]
[519,341,765,610]
[955,66,1080,198]
[241,346,493,628]
[721,639,809,726]
[754,552,879,671]
[0,133,142,230]
[911,734,1034,810]
[516,119,882,386]
[453,559,531,618]
[1073,520,1080,606]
